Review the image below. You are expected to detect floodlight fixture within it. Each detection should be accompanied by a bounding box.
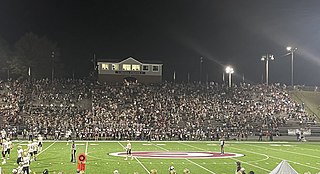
[261,54,274,85]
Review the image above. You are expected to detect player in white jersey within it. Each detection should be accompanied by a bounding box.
[38,134,43,152]
[27,141,34,160]
[22,152,30,174]
[1,139,8,164]
[17,145,24,164]
[125,140,133,160]
[32,139,38,161]
[6,138,12,159]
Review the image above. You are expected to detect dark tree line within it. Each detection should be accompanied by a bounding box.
[0,32,62,80]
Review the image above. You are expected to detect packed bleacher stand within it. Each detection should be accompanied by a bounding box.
[0,79,317,141]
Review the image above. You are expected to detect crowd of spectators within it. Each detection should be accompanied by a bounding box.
[0,79,316,141]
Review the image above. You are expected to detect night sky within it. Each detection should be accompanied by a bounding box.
[1,0,320,85]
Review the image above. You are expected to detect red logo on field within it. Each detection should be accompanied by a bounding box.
[109,151,244,159]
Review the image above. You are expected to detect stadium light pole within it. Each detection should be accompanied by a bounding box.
[225,66,234,88]
[286,46,297,86]
[261,54,274,85]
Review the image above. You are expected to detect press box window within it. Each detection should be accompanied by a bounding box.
[142,65,149,71]
[132,64,140,71]
[152,65,159,72]
[112,64,119,70]
[122,64,131,71]
[102,64,109,70]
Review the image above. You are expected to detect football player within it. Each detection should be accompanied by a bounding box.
[16,145,23,165]
[6,138,12,159]
[220,138,225,155]
[71,141,76,163]
[27,141,34,161]
[32,139,38,161]
[1,139,8,164]
[125,140,133,160]
[38,134,43,152]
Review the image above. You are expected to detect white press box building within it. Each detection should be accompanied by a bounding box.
[97,57,163,84]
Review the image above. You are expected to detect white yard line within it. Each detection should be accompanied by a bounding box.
[134,157,151,174]
[33,140,292,144]
[248,143,320,159]
[85,141,89,155]
[178,142,271,173]
[297,147,320,152]
[37,141,56,156]
[228,154,271,173]
[117,141,125,148]
[240,144,320,171]
[149,142,169,152]
[178,142,206,151]
[181,141,270,163]
[117,141,150,174]
[13,141,23,146]
[229,145,320,171]
[11,141,24,149]
[185,158,216,174]
[150,142,217,174]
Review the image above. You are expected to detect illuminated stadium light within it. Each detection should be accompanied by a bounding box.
[261,54,274,85]
[225,66,234,74]
[286,46,292,51]
[225,66,234,87]
[286,46,297,86]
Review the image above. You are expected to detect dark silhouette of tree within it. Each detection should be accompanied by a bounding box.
[10,32,60,79]
[0,36,11,79]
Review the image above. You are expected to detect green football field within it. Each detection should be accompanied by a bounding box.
[1,140,320,174]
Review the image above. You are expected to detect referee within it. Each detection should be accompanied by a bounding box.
[71,141,76,163]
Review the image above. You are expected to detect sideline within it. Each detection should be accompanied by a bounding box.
[35,140,294,143]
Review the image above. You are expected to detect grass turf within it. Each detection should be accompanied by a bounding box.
[1,140,320,174]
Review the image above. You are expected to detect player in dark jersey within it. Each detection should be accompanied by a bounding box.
[220,138,225,155]
[71,141,76,163]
